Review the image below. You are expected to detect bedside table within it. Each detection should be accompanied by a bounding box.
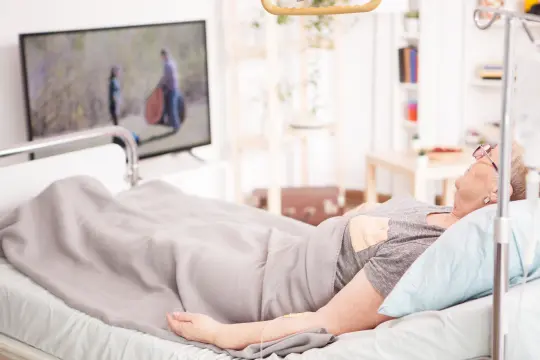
[365,150,473,206]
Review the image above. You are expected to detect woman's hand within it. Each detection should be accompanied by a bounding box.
[166,312,224,346]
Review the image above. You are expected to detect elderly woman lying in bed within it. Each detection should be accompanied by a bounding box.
[166,143,529,350]
[0,143,529,357]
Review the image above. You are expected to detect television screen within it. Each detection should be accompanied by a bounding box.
[19,20,211,159]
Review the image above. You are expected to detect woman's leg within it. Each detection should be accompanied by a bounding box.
[110,104,119,126]
[167,90,180,130]
[161,88,170,126]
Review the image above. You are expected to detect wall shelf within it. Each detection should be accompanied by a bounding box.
[470,79,502,88]
[404,120,418,130]
[402,32,419,41]
[471,19,540,32]
[397,10,420,156]
[491,20,540,28]
[401,82,418,91]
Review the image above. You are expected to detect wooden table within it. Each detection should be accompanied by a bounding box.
[365,150,473,206]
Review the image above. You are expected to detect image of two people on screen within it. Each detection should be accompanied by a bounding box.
[108,48,186,145]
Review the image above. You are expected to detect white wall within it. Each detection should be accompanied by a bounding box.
[424,0,540,146]
[1,0,407,196]
[0,0,226,167]
[416,0,466,147]
[462,1,540,133]
[2,0,479,201]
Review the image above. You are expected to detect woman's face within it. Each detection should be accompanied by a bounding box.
[453,146,500,218]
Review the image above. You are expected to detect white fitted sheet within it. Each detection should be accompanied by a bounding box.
[1,257,540,360]
[0,259,225,360]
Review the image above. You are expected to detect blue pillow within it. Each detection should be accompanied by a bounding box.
[379,200,540,318]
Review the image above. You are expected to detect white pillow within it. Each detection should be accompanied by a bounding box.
[379,200,540,318]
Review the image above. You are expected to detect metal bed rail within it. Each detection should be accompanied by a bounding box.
[0,126,140,187]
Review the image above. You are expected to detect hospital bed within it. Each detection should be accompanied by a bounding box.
[0,126,539,360]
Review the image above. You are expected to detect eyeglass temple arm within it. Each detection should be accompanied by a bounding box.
[261,0,382,15]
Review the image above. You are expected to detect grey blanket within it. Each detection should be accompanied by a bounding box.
[0,176,346,359]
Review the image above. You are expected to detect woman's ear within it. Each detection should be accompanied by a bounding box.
[489,186,499,204]
[488,183,514,203]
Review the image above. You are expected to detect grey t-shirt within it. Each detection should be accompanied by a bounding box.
[161,59,179,91]
[335,196,451,297]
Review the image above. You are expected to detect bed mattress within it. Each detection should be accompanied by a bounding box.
[0,259,224,360]
[1,257,539,360]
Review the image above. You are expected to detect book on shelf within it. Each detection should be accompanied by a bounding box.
[476,63,503,80]
[398,46,418,84]
[405,100,418,122]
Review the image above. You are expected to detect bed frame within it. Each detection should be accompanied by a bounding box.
[0,126,140,360]
[0,333,58,360]
[0,125,139,187]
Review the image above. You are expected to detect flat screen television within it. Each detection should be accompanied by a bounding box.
[19,20,212,159]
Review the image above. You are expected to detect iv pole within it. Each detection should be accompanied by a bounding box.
[473,5,540,360]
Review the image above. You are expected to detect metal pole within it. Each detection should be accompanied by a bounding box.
[472,7,540,360]
[0,126,140,187]
[493,13,515,360]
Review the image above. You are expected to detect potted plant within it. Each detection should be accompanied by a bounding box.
[417,149,429,167]
[249,11,267,48]
[411,133,421,151]
[278,0,343,121]
[252,0,351,126]
[404,10,420,34]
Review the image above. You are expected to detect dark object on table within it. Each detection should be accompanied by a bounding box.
[529,4,540,15]
[249,187,344,226]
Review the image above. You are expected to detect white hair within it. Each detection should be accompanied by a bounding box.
[509,143,528,201]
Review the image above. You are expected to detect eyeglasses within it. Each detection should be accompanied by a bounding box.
[473,144,498,172]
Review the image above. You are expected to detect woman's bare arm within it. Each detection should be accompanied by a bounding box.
[207,270,392,349]
[316,269,392,334]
